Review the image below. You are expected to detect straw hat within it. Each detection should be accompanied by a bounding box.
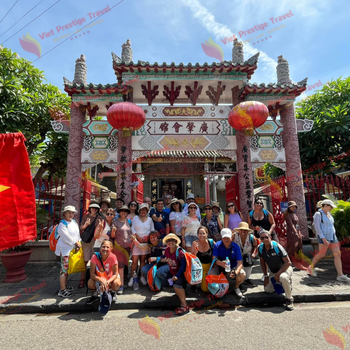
[163,233,181,245]
[117,205,130,213]
[170,198,181,205]
[178,199,185,207]
[211,201,221,209]
[139,203,149,211]
[234,222,253,233]
[288,201,298,208]
[63,205,77,213]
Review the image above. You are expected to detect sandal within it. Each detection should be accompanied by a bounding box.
[78,279,85,288]
[175,306,189,315]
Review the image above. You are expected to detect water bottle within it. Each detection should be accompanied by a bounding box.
[225,257,231,273]
[133,271,139,291]
[247,252,253,265]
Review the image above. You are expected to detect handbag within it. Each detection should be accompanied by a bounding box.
[67,247,85,274]
[242,253,254,267]
[81,215,99,243]
[205,259,229,298]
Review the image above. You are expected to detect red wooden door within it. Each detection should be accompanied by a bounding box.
[225,174,240,210]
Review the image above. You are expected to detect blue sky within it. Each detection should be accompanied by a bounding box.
[1,0,349,102]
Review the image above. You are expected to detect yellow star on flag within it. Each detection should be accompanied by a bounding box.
[0,185,10,193]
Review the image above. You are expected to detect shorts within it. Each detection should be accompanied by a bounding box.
[185,235,198,248]
[60,255,69,277]
[318,236,339,244]
[162,271,187,289]
[82,240,94,262]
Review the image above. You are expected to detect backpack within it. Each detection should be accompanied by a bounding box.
[249,209,269,221]
[208,238,214,249]
[176,247,203,285]
[49,220,68,252]
[147,257,163,292]
[312,211,324,235]
[258,240,281,257]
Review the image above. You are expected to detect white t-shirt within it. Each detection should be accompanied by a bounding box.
[169,211,186,236]
[55,220,80,256]
[131,216,155,240]
[94,222,111,248]
[182,215,201,237]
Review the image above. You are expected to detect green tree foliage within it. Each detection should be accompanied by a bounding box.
[263,163,285,179]
[296,77,350,174]
[0,47,71,178]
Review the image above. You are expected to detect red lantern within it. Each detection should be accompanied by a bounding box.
[107,102,146,137]
[228,101,268,136]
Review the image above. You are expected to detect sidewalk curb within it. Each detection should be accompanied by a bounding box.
[1,292,350,315]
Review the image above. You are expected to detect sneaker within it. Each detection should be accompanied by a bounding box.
[86,292,99,305]
[111,292,117,303]
[117,286,124,295]
[128,277,134,287]
[285,299,294,311]
[140,276,147,286]
[239,284,246,292]
[235,287,243,298]
[336,275,350,283]
[66,285,74,291]
[244,279,255,286]
[58,289,72,298]
[307,266,317,277]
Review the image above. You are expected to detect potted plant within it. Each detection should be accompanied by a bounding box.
[0,245,33,282]
[330,200,350,274]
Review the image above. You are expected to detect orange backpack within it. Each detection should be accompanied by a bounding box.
[49,220,68,251]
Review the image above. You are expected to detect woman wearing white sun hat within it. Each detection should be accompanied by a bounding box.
[308,199,350,283]
[55,205,81,298]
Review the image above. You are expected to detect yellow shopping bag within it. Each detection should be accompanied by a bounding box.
[68,248,85,274]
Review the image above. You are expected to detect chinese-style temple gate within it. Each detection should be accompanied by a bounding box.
[53,39,313,238]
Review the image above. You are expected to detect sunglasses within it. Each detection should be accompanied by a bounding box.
[260,236,269,240]
[106,213,115,216]
[167,239,177,243]
[255,203,263,206]
[130,203,137,206]
[189,207,197,210]
[227,205,234,208]
[204,208,212,210]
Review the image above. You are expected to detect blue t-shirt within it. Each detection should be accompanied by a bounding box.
[163,206,171,214]
[149,208,170,238]
[213,241,242,268]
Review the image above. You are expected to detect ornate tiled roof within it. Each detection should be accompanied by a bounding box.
[112,53,260,80]
[137,150,232,160]
[240,78,308,100]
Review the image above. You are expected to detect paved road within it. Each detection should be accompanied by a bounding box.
[0,302,349,350]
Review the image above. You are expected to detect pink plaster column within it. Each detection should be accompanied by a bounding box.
[116,130,133,204]
[236,130,254,220]
[64,105,85,220]
[280,103,308,238]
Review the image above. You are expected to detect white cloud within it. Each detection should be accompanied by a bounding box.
[179,0,277,82]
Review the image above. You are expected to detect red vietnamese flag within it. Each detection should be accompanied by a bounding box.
[0,133,36,250]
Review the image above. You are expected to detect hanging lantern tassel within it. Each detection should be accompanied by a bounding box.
[122,127,133,137]
[244,127,254,136]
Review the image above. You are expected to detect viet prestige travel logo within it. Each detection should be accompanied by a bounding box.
[323,325,348,350]
[18,5,110,58]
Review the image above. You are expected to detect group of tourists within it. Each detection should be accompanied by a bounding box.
[54,194,349,315]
